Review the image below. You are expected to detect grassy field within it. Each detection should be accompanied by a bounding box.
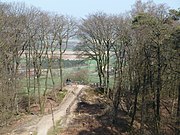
[19,58,115,96]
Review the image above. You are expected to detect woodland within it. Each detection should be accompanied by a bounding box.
[0,0,179,134]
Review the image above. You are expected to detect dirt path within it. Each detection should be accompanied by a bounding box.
[10,85,86,135]
[37,85,85,135]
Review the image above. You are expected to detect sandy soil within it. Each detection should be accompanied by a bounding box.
[37,85,85,135]
[10,85,86,135]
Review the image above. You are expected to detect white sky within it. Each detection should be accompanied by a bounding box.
[1,0,180,18]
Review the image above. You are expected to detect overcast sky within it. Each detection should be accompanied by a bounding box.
[1,0,180,18]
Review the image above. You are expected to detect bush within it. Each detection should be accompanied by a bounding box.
[65,69,89,84]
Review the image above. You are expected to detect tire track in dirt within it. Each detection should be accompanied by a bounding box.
[36,85,85,135]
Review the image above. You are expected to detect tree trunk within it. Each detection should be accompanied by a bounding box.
[140,73,146,134]
[176,84,180,126]
[60,51,63,90]
[156,46,161,133]
[59,40,63,91]
[106,44,110,97]
[25,52,31,112]
[130,84,139,126]
[37,72,42,113]
[112,81,121,124]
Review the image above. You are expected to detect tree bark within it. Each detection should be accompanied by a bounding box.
[176,84,180,125]
[130,84,139,126]
[156,46,161,130]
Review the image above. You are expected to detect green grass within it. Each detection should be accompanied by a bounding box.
[57,90,67,102]
[62,60,99,84]
[32,131,37,135]
[47,120,62,135]
[19,59,114,95]
[20,75,61,94]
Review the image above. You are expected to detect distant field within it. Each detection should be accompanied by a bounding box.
[20,50,85,60]
[18,52,114,95]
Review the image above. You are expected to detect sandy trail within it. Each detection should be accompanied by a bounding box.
[36,85,85,135]
[11,85,85,135]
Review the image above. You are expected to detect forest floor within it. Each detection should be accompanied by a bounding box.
[2,85,133,135]
[51,88,133,135]
[2,85,177,135]
[1,84,86,135]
